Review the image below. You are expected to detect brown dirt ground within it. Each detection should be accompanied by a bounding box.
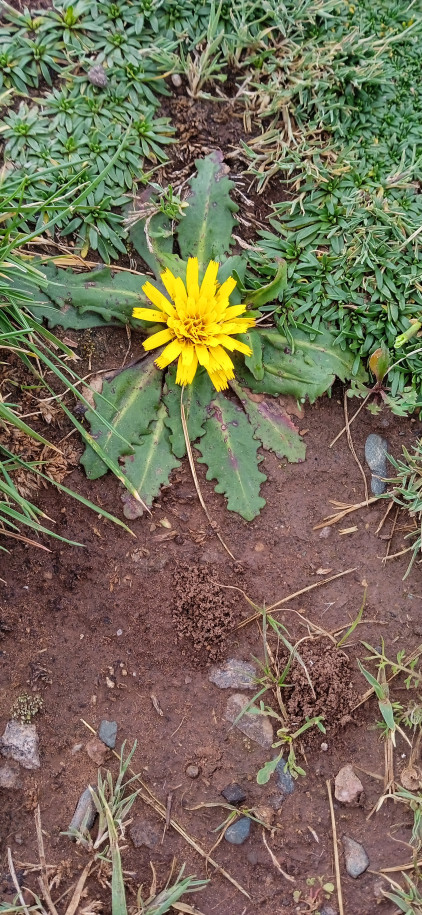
[1,330,422,915]
[2,44,422,915]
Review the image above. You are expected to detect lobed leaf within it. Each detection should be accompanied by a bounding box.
[178,150,238,272]
[196,394,266,521]
[121,403,180,518]
[231,381,306,463]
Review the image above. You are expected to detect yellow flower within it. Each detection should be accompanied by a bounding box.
[132,257,255,391]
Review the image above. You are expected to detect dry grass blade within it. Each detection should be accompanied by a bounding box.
[326,780,344,915]
[7,846,31,915]
[180,386,237,562]
[64,862,93,915]
[314,499,378,530]
[261,830,295,883]
[35,806,59,915]
[330,393,371,447]
[80,721,250,900]
[236,568,357,627]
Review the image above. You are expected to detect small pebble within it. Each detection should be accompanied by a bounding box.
[321,742,328,752]
[129,819,159,849]
[365,433,389,495]
[185,764,200,779]
[221,783,246,805]
[225,817,251,845]
[98,720,117,749]
[14,834,23,845]
[225,694,273,748]
[0,762,21,789]
[87,64,108,88]
[86,737,108,766]
[342,835,370,878]
[171,73,182,87]
[69,785,97,834]
[210,659,257,690]
[335,764,363,805]
[319,526,332,538]
[116,629,123,636]
[0,720,40,770]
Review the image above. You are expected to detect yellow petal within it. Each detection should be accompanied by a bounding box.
[220,317,255,334]
[180,343,195,366]
[216,276,237,301]
[220,303,249,321]
[212,345,235,373]
[132,307,167,323]
[186,257,199,298]
[142,281,176,317]
[176,351,198,385]
[160,268,178,300]
[195,344,210,366]
[155,338,183,369]
[200,260,219,296]
[143,328,173,351]
[214,334,252,355]
[207,369,230,391]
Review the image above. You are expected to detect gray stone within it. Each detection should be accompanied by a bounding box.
[225,817,251,845]
[0,762,21,788]
[185,764,200,778]
[98,720,117,749]
[210,659,257,690]
[69,786,97,834]
[342,835,369,878]
[87,64,108,88]
[0,720,40,770]
[335,764,363,805]
[221,783,247,805]
[129,819,159,849]
[275,759,295,796]
[365,433,389,495]
[225,694,274,749]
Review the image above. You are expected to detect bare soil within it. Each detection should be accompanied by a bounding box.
[1,332,422,915]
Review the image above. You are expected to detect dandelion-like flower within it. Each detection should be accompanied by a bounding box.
[132,257,255,390]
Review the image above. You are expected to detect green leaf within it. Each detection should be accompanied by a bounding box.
[231,381,306,463]
[196,394,266,521]
[121,404,180,518]
[129,209,174,276]
[235,327,367,403]
[163,366,213,459]
[80,358,162,480]
[242,329,264,380]
[256,755,281,785]
[22,265,149,329]
[177,150,238,271]
[244,259,288,308]
[369,344,390,383]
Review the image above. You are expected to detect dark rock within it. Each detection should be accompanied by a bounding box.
[0,720,40,770]
[221,783,246,805]
[69,785,97,834]
[342,835,369,878]
[224,817,251,845]
[98,720,117,749]
[129,819,159,849]
[209,658,257,690]
[365,433,388,495]
[275,759,295,796]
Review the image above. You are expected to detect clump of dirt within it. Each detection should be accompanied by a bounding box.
[286,638,357,739]
[172,564,235,664]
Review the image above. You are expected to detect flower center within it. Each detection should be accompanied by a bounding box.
[170,313,210,344]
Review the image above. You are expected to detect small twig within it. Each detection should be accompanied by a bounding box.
[375,499,394,534]
[35,806,59,915]
[326,780,344,915]
[343,390,369,505]
[382,505,399,563]
[180,386,237,561]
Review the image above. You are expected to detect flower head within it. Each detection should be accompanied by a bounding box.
[132,257,255,390]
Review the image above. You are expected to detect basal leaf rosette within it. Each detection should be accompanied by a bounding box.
[132,257,255,390]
